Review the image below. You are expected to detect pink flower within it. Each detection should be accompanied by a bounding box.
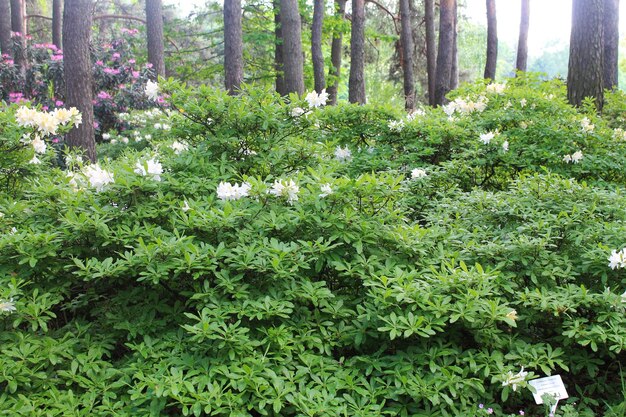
[112,52,121,60]
[55,100,64,106]
[145,63,153,69]
[132,71,140,78]
[97,91,112,100]
[103,68,121,75]
[4,59,14,65]
[42,106,49,111]
[51,54,63,61]
[52,138,60,143]
[95,60,104,66]
[118,84,126,89]
[94,121,99,129]
[128,59,136,64]
[10,31,22,37]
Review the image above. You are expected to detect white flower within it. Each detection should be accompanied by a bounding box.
[31,136,47,154]
[102,133,111,140]
[145,80,159,101]
[134,158,163,181]
[502,141,509,152]
[613,128,626,141]
[411,168,427,179]
[563,154,572,163]
[608,248,626,270]
[480,131,496,145]
[52,107,81,126]
[571,150,583,163]
[502,367,528,392]
[83,164,114,191]
[319,183,333,198]
[120,137,129,144]
[304,89,328,108]
[170,141,189,154]
[520,98,527,108]
[216,181,251,201]
[291,107,306,117]
[110,139,118,145]
[442,103,456,117]
[580,117,594,133]
[621,290,626,303]
[269,179,299,204]
[29,155,42,164]
[486,82,506,94]
[388,120,405,132]
[0,298,16,313]
[334,146,352,162]
[406,109,425,121]
[182,200,191,212]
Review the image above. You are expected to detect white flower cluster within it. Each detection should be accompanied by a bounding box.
[153,123,171,130]
[134,158,163,181]
[520,98,527,108]
[486,82,507,94]
[16,106,81,136]
[442,95,488,117]
[563,150,583,164]
[269,179,300,204]
[291,107,307,118]
[411,168,427,179]
[81,164,115,192]
[479,131,497,145]
[170,141,189,154]
[0,298,16,313]
[580,117,595,133]
[608,248,626,269]
[216,181,251,201]
[613,128,626,141]
[388,119,405,132]
[501,367,528,392]
[319,183,333,198]
[406,109,425,121]
[304,89,329,108]
[334,146,352,162]
[145,80,159,101]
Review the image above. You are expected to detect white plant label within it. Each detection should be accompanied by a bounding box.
[529,375,569,404]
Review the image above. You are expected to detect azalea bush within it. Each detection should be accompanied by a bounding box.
[1,78,626,416]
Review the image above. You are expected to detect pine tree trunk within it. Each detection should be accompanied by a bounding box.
[273,0,286,95]
[52,0,62,49]
[449,0,458,90]
[425,0,436,105]
[602,0,619,90]
[567,0,604,111]
[327,0,346,104]
[516,0,529,72]
[224,0,243,94]
[280,0,304,95]
[434,0,455,105]
[0,0,11,55]
[399,0,415,110]
[63,0,96,162]
[145,0,165,78]
[348,0,366,104]
[484,0,497,80]
[311,0,325,93]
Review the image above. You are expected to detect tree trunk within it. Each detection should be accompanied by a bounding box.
[434,0,455,105]
[311,0,325,93]
[0,0,11,55]
[567,0,604,111]
[348,0,366,104]
[484,0,497,80]
[63,0,96,162]
[273,0,286,95]
[327,0,346,104]
[223,0,243,94]
[399,0,415,110]
[279,0,304,95]
[52,0,62,49]
[602,0,619,90]
[449,0,458,90]
[10,0,25,78]
[145,0,165,78]
[515,0,530,72]
[425,0,436,105]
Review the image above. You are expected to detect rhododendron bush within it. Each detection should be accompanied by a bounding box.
[1,76,626,416]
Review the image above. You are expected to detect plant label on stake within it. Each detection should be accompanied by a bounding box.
[529,375,569,415]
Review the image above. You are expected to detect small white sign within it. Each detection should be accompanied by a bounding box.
[529,375,569,404]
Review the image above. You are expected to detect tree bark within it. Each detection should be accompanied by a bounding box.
[273,0,286,95]
[327,0,346,104]
[63,0,96,162]
[484,0,497,80]
[602,0,619,90]
[516,0,530,72]
[567,0,604,111]
[52,0,62,49]
[10,0,25,78]
[434,0,455,105]
[311,0,325,93]
[145,0,165,78]
[349,0,366,104]
[399,0,415,110]
[223,0,243,94]
[449,0,458,90]
[425,0,436,105]
[279,0,304,95]
[0,0,11,55]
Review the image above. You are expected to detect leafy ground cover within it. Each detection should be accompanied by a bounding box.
[1,75,626,416]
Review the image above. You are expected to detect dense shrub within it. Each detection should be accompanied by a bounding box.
[1,78,625,416]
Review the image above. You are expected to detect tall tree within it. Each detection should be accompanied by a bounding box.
[484,0,497,80]
[145,0,165,78]
[224,0,243,94]
[327,0,346,104]
[449,0,458,90]
[602,0,619,90]
[515,0,530,72]
[311,0,325,93]
[0,0,11,55]
[434,0,455,105]
[64,0,96,162]
[273,0,286,95]
[10,0,25,77]
[279,0,304,94]
[425,0,436,105]
[52,0,62,49]
[399,0,415,110]
[348,0,366,104]
[567,0,604,110]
